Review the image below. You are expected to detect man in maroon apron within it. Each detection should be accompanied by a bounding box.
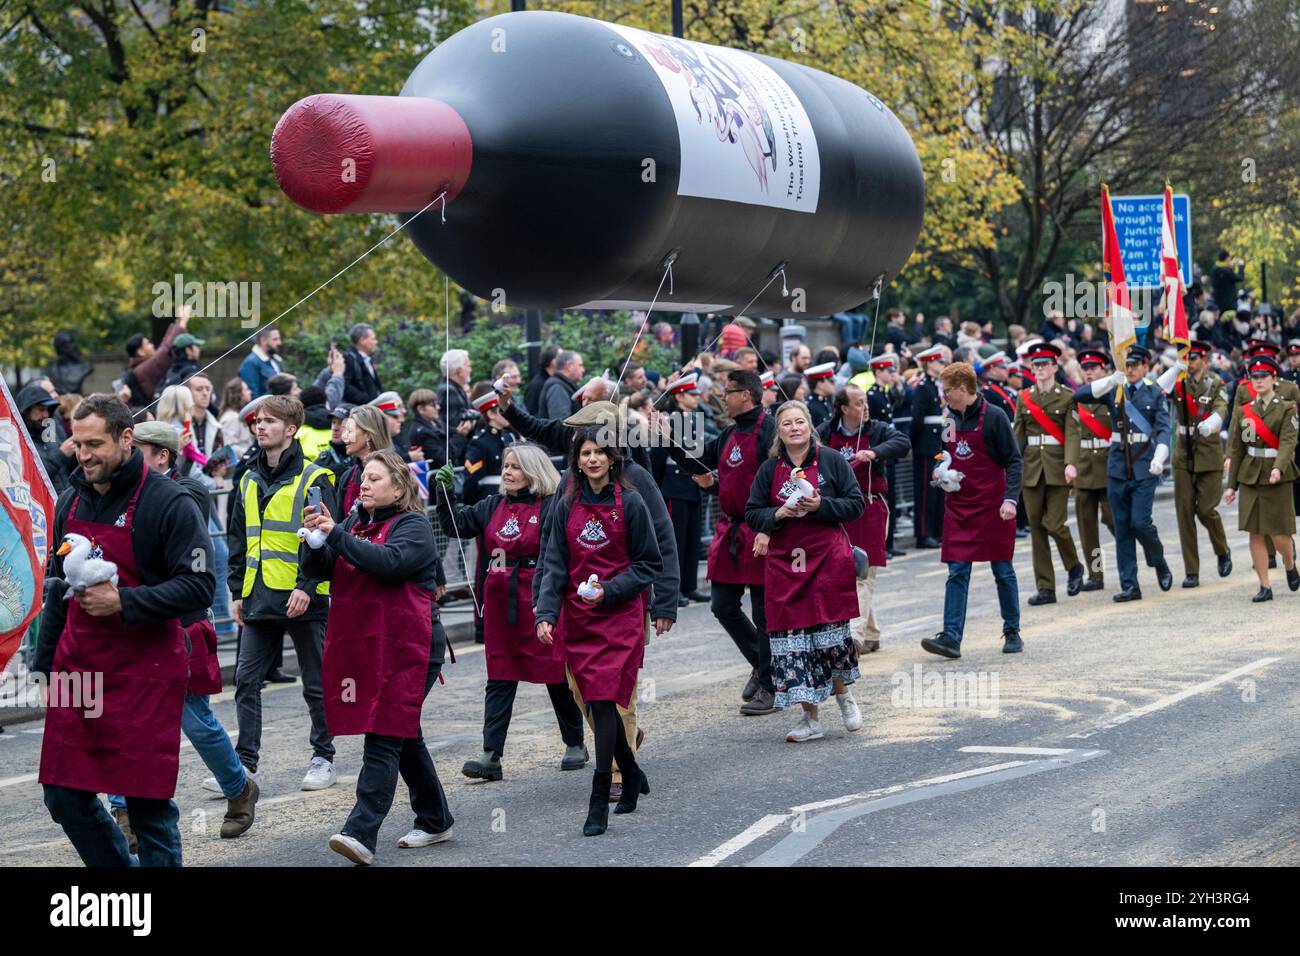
[34,395,215,866]
[668,369,779,714]
[819,384,911,652]
[918,364,1024,660]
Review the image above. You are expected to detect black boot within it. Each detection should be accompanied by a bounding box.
[583,771,612,836]
[614,761,650,815]
[1288,566,1300,592]
[1252,586,1273,603]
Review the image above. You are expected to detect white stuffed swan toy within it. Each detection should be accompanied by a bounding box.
[577,574,601,601]
[783,467,816,509]
[932,451,965,493]
[56,533,119,595]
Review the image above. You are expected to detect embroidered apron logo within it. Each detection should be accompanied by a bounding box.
[727,444,743,465]
[496,515,521,541]
[954,438,973,459]
[578,517,608,547]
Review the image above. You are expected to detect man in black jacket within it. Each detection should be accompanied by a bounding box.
[910,345,950,548]
[342,323,382,406]
[540,350,584,420]
[227,396,337,791]
[17,383,73,493]
[36,395,214,867]
[523,346,559,416]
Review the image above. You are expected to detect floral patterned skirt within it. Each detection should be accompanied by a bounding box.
[769,621,859,709]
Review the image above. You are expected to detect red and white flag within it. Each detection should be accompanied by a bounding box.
[0,378,58,674]
[1160,183,1190,354]
[1101,184,1137,367]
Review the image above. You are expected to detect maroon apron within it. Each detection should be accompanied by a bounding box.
[322,513,433,737]
[941,401,1016,563]
[707,410,767,585]
[186,618,223,697]
[556,484,645,708]
[826,426,889,567]
[340,467,361,517]
[483,495,564,684]
[39,461,188,800]
[763,449,859,632]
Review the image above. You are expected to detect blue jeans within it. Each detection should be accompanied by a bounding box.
[209,516,234,634]
[832,312,869,345]
[1108,476,1165,590]
[109,694,246,809]
[942,560,1020,642]
[44,784,182,867]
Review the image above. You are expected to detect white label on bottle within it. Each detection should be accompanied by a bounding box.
[606,24,820,214]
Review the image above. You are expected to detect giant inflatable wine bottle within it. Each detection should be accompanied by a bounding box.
[272,10,925,317]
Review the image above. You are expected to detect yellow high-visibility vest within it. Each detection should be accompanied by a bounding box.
[849,369,876,392]
[241,460,334,597]
[297,425,333,461]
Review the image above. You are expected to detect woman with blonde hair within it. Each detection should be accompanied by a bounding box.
[745,400,865,743]
[156,383,210,476]
[302,449,453,865]
[335,404,393,517]
[435,442,587,782]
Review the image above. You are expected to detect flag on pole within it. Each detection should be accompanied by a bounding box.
[1101,183,1137,370]
[1160,182,1190,355]
[409,460,431,501]
[0,378,58,674]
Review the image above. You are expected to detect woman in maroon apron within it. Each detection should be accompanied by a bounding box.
[819,384,911,654]
[920,363,1022,659]
[334,404,393,518]
[300,450,453,866]
[745,401,865,743]
[535,428,662,836]
[437,442,587,781]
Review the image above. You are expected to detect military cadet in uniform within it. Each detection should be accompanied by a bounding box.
[1230,341,1300,569]
[1074,345,1175,601]
[1224,354,1300,601]
[651,374,710,605]
[463,389,521,505]
[910,344,949,548]
[867,353,907,557]
[1170,341,1232,587]
[1014,342,1085,604]
[979,351,1017,419]
[804,362,836,430]
[1064,349,1116,591]
[1284,341,1300,517]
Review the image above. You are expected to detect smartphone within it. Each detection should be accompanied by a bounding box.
[306,486,322,511]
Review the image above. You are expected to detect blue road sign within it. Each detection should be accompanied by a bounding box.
[1107,194,1192,290]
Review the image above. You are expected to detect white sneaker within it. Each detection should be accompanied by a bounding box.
[204,767,259,796]
[836,692,863,732]
[397,827,452,849]
[785,712,824,743]
[301,757,336,791]
[328,833,373,866]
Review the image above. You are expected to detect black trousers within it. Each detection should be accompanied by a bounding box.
[710,582,772,691]
[667,496,702,594]
[483,679,584,758]
[342,623,453,853]
[912,456,945,542]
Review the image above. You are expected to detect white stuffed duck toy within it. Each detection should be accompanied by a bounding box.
[931,451,965,493]
[577,573,601,601]
[56,533,119,596]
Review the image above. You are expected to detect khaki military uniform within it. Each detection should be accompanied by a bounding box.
[1015,382,1081,592]
[1232,378,1300,555]
[1171,372,1230,575]
[1227,392,1300,534]
[1065,396,1114,583]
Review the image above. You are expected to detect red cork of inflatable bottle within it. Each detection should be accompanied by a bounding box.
[271,93,472,214]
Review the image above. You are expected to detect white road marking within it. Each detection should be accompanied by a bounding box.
[917,568,949,579]
[689,814,792,868]
[959,746,1077,756]
[0,772,38,790]
[1066,656,1281,739]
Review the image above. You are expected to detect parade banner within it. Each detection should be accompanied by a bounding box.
[1101,184,1138,372]
[0,378,58,673]
[1160,183,1191,354]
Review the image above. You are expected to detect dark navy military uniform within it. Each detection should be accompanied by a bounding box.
[651,447,704,598]
[1074,373,1172,594]
[909,374,945,544]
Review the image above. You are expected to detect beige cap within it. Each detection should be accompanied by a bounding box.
[133,420,180,454]
[564,400,620,430]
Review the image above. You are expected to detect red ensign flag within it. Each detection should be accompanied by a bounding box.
[0,378,57,674]
[1161,183,1190,352]
[1101,184,1137,366]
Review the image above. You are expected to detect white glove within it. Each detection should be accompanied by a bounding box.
[1149,444,1169,476]
[1090,370,1125,398]
[1155,361,1186,395]
[1197,412,1222,437]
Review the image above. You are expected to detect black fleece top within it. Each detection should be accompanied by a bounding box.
[745,443,866,536]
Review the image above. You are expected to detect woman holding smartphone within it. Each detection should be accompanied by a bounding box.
[534,429,661,836]
[301,450,453,866]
